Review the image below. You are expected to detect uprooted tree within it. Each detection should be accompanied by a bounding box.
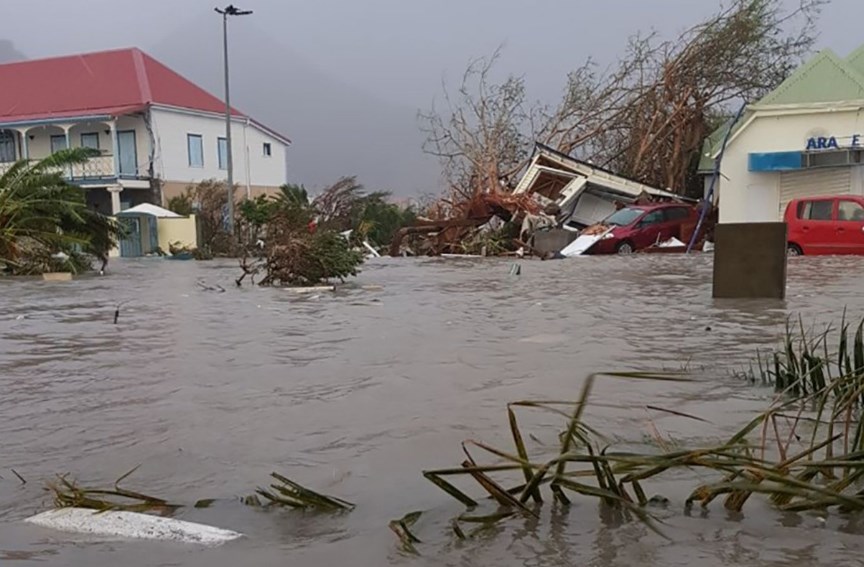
[235,176,416,286]
[420,0,826,203]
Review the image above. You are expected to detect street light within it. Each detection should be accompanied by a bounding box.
[215,4,252,235]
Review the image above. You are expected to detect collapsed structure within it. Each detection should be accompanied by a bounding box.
[513,143,684,229]
[390,143,692,257]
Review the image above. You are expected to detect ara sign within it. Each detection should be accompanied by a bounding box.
[806,134,862,150]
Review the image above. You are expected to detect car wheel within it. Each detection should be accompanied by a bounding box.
[616,241,635,255]
[787,244,803,257]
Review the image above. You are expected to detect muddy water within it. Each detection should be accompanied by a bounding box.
[0,255,862,566]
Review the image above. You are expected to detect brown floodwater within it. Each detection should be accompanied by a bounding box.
[0,254,863,566]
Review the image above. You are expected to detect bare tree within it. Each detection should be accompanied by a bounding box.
[420,0,827,199]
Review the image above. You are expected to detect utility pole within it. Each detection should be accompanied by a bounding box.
[215,4,252,235]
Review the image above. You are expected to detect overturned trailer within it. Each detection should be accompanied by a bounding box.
[514,144,688,231]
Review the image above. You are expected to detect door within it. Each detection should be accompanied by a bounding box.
[117,130,138,177]
[631,209,666,249]
[834,198,864,254]
[662,206,692,241]
[0,130,16,162]
[794,198,836,254]
[118,217,143,257]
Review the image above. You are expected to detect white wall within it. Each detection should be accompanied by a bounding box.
[149,107,288,189]
[718,107,864,223]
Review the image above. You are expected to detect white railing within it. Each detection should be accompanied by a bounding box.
[0,155,146,181]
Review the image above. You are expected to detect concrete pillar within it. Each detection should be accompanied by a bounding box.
[110,121,120,177]
[712,222,787,299]
[108,185,123,215]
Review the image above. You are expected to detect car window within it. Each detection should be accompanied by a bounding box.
[639,210,664,226]
[837,200,864,222]
[604,207,643,226]
[664,207,690,221]
[797,200,833,221]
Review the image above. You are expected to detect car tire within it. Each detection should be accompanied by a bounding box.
[787,244,803,257]
[616,241,635,255]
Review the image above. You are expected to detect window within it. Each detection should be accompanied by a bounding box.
[50,134,68,154]
[605,207,642,226]
[80,132,100,150]
[797,200,833,221]
[187,134,204,167]
[0,130,15,162]
[217,137,228,170]
[639,210,665,226]
[664,207,690,221]
[838,200,864,222]
[263,142,272,157]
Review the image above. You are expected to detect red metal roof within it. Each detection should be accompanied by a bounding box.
[0,48,289,142]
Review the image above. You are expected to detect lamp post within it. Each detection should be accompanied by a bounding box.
[215,4,252,235]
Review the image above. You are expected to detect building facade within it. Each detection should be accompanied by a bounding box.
[0,48,290,214]
[702,45,864,224]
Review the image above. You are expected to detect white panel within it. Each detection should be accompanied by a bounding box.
[570,192,617,226]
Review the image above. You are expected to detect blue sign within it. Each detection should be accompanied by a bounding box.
[806,134,861,151]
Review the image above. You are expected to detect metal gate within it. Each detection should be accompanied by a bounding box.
[779,167,852,217]
[119,217,142,257]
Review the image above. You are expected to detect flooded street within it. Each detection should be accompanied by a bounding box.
[1,255,863,566]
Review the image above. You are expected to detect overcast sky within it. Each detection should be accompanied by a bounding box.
[6,0,861,106]
[3,0,862,193]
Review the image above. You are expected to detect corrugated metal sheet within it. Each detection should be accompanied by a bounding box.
[779,167,853,216]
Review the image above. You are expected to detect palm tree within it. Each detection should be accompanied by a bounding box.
[0,148,122,275]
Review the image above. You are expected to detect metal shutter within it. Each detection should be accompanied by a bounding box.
[779,167,852,217]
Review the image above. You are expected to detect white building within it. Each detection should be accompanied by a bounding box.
[702,44,864,224]
[0,47,291,214]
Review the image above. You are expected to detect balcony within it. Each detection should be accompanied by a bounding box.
[0,154,149,184]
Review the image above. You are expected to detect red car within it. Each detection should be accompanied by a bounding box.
[784,195,864,256]
[588,203,698,255]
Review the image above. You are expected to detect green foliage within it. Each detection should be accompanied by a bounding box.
[166,193,194,216]
[276,183,309,207]
[352,193,417,247]
[0,148,122,274]
[238,194,276,231]
[259,229,364,287]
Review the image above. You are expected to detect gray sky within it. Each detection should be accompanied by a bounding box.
[3,0,862,193]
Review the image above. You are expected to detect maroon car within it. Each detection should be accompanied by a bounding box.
[588,203,698,254]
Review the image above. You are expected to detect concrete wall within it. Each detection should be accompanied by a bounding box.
[157,215,198,252]
[718,107,864,223]
[149,107,288,190]
[160,181,283,205]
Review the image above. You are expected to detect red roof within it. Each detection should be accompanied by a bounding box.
[0,48,289,142]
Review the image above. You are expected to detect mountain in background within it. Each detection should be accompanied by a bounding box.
[150,23,441,196]
[0,40,26,63]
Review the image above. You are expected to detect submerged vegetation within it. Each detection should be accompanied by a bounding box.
[45,469,352,516]
[0,148,122,275]
[389,317,864,550]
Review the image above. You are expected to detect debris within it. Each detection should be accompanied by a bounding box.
[559,228,613,257]
[362,241,381,258]
[24,508,242,545]
[286,285,336,294]
[11,469,25,485]
[508,263,521,276]
[42,272,72,282]
[253,472,354,511]
[658,237,685,248]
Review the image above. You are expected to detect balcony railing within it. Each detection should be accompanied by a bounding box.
[0,155,147,181]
